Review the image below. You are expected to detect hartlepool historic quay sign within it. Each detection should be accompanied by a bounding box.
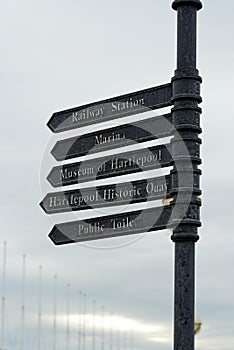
[47,143,172,187]
[47,83,172,133]
[41,175,170,214]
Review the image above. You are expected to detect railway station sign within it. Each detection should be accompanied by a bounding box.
[47,83,172,133]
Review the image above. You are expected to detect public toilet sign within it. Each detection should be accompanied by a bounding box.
[48,205,173,245]
[47,83,172,133]
[47,143,172,187]
[51,113,172,161]
[40,175,170,214]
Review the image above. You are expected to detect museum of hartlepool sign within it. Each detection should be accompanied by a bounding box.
[47,142,172,188]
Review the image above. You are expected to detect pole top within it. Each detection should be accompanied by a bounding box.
[172,0,203,10]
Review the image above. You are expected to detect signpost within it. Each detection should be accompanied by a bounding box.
[51,113,172,160]
[41,2,203,350]
[47,83,172,133]
[47,143,172,187]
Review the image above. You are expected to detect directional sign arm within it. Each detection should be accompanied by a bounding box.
[48,205,173,245]
[47,83,172,133]
[47,143,172,188]
[51,113,172,161]
[40,175,170,214]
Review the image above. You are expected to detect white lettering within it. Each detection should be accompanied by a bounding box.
[72,107,104,123]
[95,132,126,146]
[78,223,104,236]
[111,98,145,113]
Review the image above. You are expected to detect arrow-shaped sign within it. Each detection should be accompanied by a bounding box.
[41,175,170,214]
[47,83,172,133]
[47,143,172,188]
[48,205,173,245]
[51,113,172,161]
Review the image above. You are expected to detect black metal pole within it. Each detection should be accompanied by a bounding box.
[170,1,203,350]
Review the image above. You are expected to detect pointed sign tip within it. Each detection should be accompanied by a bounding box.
[48,226,76,246]
[39,200,46,212]
[50,142,62,161]
[47,111,63,134]
[46,118,56,133]
[48,228,60,245]
[46,170,60,188]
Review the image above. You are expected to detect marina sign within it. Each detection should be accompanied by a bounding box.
[51,113,172,161]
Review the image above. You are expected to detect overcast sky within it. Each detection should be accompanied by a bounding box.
[0,0,234,349]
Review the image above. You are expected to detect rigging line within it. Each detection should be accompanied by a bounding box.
[109,311,113,350]
[37,265,42,350]
[20,254,26,350]
[0,241,7,350]
[53,275,57,350]
[78,290,82,350]
[66,283,71,350]
[92,300,96,350]
[82,293,86,350]
[101,306,105,350]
